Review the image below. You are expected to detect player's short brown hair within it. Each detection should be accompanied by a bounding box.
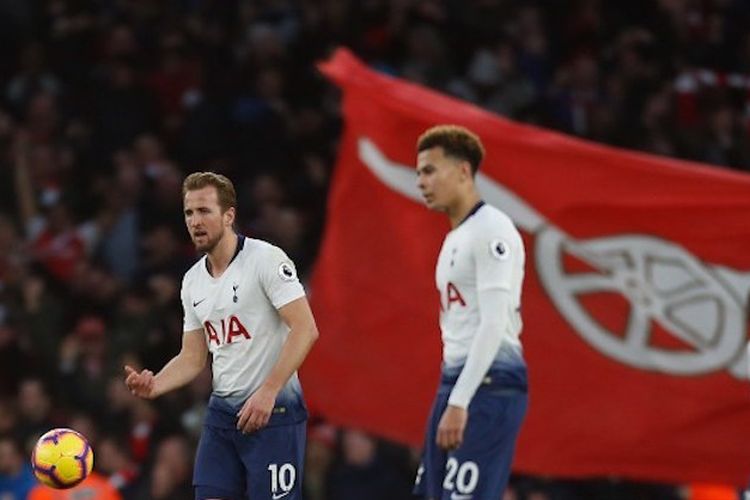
[417,125,485,175]
[182,171,237,212]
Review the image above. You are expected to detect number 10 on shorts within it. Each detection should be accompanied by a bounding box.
[268,463,296,498]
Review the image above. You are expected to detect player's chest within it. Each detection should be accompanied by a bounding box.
[436,235,475,287]
[193,273,263,318]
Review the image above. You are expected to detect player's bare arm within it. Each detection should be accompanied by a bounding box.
[436,405,468,450]
[236,297,319,433]
[124,327,207,399]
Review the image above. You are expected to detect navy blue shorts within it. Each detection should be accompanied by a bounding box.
[194,396,307,500]
[413,376,528,500]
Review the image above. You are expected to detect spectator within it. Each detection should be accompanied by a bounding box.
[326,429,412,500]
[133,434,193,500]
[28,470,122,500]
[58,316,111,417]
[15,378,56,446]
[6,42,62,116]
[0,433,36,499]
[303,421,336,500]
[97,433,144,498]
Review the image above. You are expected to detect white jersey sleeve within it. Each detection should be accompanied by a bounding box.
[473,226,518,292]
[181,273,202,331]
[258,245,306,309]
[448,288,512,408]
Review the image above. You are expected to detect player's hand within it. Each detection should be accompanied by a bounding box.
[124,365,156,399]
[236,385,277,434]
[436,405,468,450]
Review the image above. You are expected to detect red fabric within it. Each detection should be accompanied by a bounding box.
[302,48,750,486]
[31,228,85,282]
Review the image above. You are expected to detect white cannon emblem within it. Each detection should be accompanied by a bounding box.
[358,137,750,378]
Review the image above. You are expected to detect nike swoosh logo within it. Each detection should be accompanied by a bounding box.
[271,492,291,500]
[192,298,206,307]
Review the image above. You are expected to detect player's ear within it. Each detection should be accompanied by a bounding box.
[459,160,473,181]
[224,207,236,227]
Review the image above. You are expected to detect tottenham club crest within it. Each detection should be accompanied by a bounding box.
[490,239,510,260]
[278,261,297,282]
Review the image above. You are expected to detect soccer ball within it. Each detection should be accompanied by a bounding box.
[31,428,94,489]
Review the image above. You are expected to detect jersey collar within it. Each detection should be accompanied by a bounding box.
[205,233,246,275]
[457,200,485,227]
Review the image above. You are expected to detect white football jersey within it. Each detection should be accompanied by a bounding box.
[436,202,525,368]
[181,236,306,406]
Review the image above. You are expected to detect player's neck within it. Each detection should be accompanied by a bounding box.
[447,191,482,228]
[206,231,238,278]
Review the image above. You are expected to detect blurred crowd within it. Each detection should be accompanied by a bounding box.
[0,0,748,499]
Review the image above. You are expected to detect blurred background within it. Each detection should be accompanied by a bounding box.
[0,0,748,499]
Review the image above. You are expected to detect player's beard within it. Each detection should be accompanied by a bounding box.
[194,227,224,253]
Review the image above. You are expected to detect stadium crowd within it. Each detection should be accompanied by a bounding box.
[0,0,748,498]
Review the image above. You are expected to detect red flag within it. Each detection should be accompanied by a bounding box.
[301,48,750,486]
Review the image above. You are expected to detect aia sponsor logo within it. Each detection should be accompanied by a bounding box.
[204,315,251,346]
[440,281,466,311]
